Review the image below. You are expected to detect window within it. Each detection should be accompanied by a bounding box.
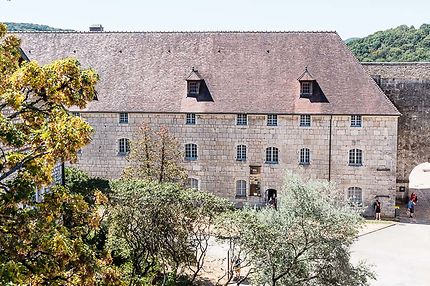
[351,115,362,127]
[299,148,310,165]
[300,81,312,95]
[299,115,311,127]
[185,143,198,160]
[236,180,247,198]
[119,112,129,124]
[186,113,196,125]
[267,114,278,126]
[71,111,80,117]
[187,178,199,190]
[236,145,247,161]
[236,114,248,125]
[188,81,200,95]
[349,149,363,166]
[265,147,279,164]
[118,138,130,155]
[347,187,363,207]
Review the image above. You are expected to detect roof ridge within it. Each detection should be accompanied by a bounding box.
[10,30,338,34]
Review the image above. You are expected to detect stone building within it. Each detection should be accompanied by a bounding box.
[16,31,400,215]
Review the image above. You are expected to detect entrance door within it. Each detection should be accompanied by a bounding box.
[266,189,278,209]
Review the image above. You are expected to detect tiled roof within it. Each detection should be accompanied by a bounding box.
[14,31,400,115]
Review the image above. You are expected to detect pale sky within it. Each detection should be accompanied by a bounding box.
[1,0,429,39]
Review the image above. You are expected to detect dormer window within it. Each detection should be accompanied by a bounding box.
[188,81,200,95]
[186,67,203,97]
[298,67,317,98]
[300,81,312,95]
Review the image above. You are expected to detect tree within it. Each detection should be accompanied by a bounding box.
[0,24,125,285]
[0,184,125,285]
[0,23,98,192]
[347,24,430,62]
[122,125,187,184]
[216,174,375,286]
[108,179,231,285]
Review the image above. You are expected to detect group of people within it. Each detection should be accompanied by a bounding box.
[373,192,418,221]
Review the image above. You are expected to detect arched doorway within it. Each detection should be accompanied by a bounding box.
[409,162,430,189]
[266,189,278,209]
[408,162,430,223]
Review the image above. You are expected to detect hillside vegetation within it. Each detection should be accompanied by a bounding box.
[347,24,430,62]
[4,22,72,31]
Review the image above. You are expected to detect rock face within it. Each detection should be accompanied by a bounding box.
[363,63,430,202]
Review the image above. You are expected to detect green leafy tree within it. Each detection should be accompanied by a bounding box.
[348,24,430,62]
[217,174,374,286]
[108,179,231,285]
[0,24,125,285]
[0,23,98,191]
[0,184,125,285]
[122,125,187,184]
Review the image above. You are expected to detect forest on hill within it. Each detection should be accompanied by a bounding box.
[347,24,430,62]
[4,22,72,31]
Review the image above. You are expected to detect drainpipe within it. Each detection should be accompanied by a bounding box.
[328,115,333,182]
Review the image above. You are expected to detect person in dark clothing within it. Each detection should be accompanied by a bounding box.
[374,199,381,220]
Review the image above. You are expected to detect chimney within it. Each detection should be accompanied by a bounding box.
[89,24,104,32]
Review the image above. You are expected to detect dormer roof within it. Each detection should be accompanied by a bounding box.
[186,67,203,81]
[297,67,315,81]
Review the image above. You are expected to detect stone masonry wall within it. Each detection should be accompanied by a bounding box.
[73,113,397,216]
[362,63,430,200]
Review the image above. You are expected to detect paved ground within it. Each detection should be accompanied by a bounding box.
[202,221,430,285]
[351,222,430,286]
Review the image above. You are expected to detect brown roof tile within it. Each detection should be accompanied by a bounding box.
[14,31,400,115]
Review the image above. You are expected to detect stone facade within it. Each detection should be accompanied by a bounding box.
[75,112,398,216]
[362,63,430,201]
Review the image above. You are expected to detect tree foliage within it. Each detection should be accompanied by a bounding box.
[5,22,73,32]
[0,185,125,285]
[0,23,98,192]
[348,24,430,62]
[0,24,124,285]
[217,174,374,286]
[122,125,187,184]
[108,179,232,285]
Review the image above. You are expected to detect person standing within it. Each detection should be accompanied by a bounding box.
[374,199,381,220]
[407,199,416,219]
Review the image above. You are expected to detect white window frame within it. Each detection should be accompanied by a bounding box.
[188,178,199,190]
[236,180,247,197]
[347,187,363,207]
[300,81,312,95]
[351,115,362,127]
[349,149,363,166]
[185,143,198,160]
[299,114,311,127]
[236,145,247,161]
[265,147,279,164]
[299,148,310,165]
[118,138,130,155]
[186,113,196,125]
[267,114,278,126]
[236,114,248,125]
[119,112,129,124]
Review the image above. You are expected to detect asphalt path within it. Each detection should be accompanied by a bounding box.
[351,223,430,286]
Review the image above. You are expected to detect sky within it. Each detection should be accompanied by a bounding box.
[1,0,429,39]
